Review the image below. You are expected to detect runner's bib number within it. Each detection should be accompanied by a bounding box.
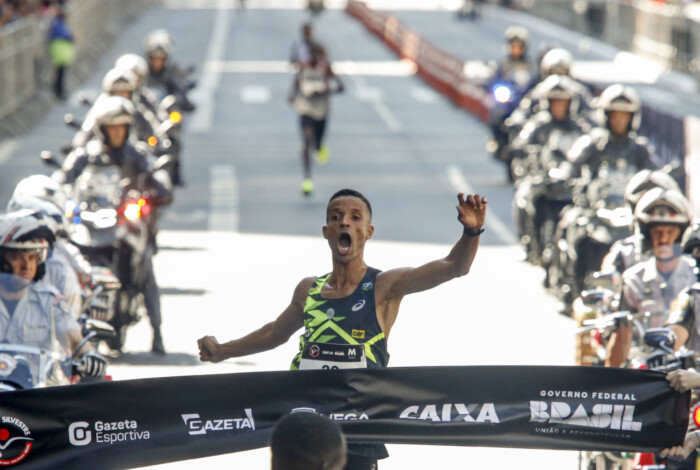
[299,342,367,370]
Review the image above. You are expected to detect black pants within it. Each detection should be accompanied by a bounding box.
[301,115,327,151]
[345,455,378,470]
[54,66,66,99]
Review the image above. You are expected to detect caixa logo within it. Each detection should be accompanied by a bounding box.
[529,401,642,431]
[400,403,500,423]
[0,416,33,465]
[182,409,256,436]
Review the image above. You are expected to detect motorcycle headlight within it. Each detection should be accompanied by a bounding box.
[124,203,142,221]
[493,85,512,104]
[169,111,182,124]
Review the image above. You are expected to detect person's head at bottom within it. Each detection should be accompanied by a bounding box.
[271,412,347,470]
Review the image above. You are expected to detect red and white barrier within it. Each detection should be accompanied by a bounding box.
[346,0,490,123]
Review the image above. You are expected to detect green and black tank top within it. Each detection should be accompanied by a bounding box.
[291,267,389,370]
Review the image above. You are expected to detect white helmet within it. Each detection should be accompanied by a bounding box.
[115,54,149,90]
[596,84,642,132]
[102,67,138,95]
[635,187,693,251]
[538,74,580,115]
[0,210,55,279]
[12,174,66,213]
[540,48,573,78]
[504,26,529,45]
[624,169,680,210]
[7,196,65,236]
[144,29,173,58]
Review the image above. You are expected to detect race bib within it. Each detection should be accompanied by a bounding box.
[299,342,367,370]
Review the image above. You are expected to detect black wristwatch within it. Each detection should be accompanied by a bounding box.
[463,226,485,237]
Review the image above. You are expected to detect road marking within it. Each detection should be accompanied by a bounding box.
[0,139,17,164]
[189,2,231,133]
[209,165,239,232]
[240,86,272,103]
[446,165,517,245]
[205,60,417,77]
[350,75,401,132]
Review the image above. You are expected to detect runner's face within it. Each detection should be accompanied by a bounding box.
[323,197,373,263]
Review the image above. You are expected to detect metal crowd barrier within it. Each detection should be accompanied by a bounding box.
[0,0,153,121]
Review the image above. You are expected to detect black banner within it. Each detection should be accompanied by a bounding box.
[0,366,689,469]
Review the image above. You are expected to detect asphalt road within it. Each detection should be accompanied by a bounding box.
[0,1,653,468]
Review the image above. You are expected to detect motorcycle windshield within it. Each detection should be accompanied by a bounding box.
[75,164,123,211]
[0,273,74,390]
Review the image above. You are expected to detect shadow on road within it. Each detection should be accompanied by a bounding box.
[110,352,201,367]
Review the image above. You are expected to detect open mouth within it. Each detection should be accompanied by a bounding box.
[338,233,352,255]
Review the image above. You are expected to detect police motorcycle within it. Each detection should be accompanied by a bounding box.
[40,149,170,351]
[576,314,698,470]
[513,126,584,266]
[0,274,115,391]
[548,165,636,305]
[486,27,537,181]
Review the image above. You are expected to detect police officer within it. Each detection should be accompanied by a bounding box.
[605,188,695,367]
[601,169,681,276]
[59,96,172,354]
[144,29,196,112]
[7,195,83,319]
[74,67,157,150]
[0,210,106,377]
[511,74,590,260]
[568,84,655,180]
[666,224,700,351]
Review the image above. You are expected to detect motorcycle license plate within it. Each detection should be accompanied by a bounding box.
[299,342,367,370]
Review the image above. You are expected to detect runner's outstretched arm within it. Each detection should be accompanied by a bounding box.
[378,193,487,299]
[197,278,312,362]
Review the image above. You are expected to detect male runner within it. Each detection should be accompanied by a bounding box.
[198,188,486,470]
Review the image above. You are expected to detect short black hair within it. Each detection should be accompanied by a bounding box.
[270,412,345,470]
[326,189,372,222]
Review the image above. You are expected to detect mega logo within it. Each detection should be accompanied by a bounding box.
[182,409,255,436]
[529,401,642,431]
[400,403,500,423]
[0,416,33,465]
[68,420,150,446]
[290,407,370,421]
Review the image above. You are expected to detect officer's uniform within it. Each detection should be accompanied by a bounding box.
[668,283,700,351]
[620,255,697,327]
[45,248,83,318]
[0,281,79,351]
[292,267,389,467]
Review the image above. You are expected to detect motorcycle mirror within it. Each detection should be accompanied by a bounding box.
[82,319,116,341]
[643,328,676,353]
[160,94,178,112]
[40,150,62,168]
[580,289,607,306]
